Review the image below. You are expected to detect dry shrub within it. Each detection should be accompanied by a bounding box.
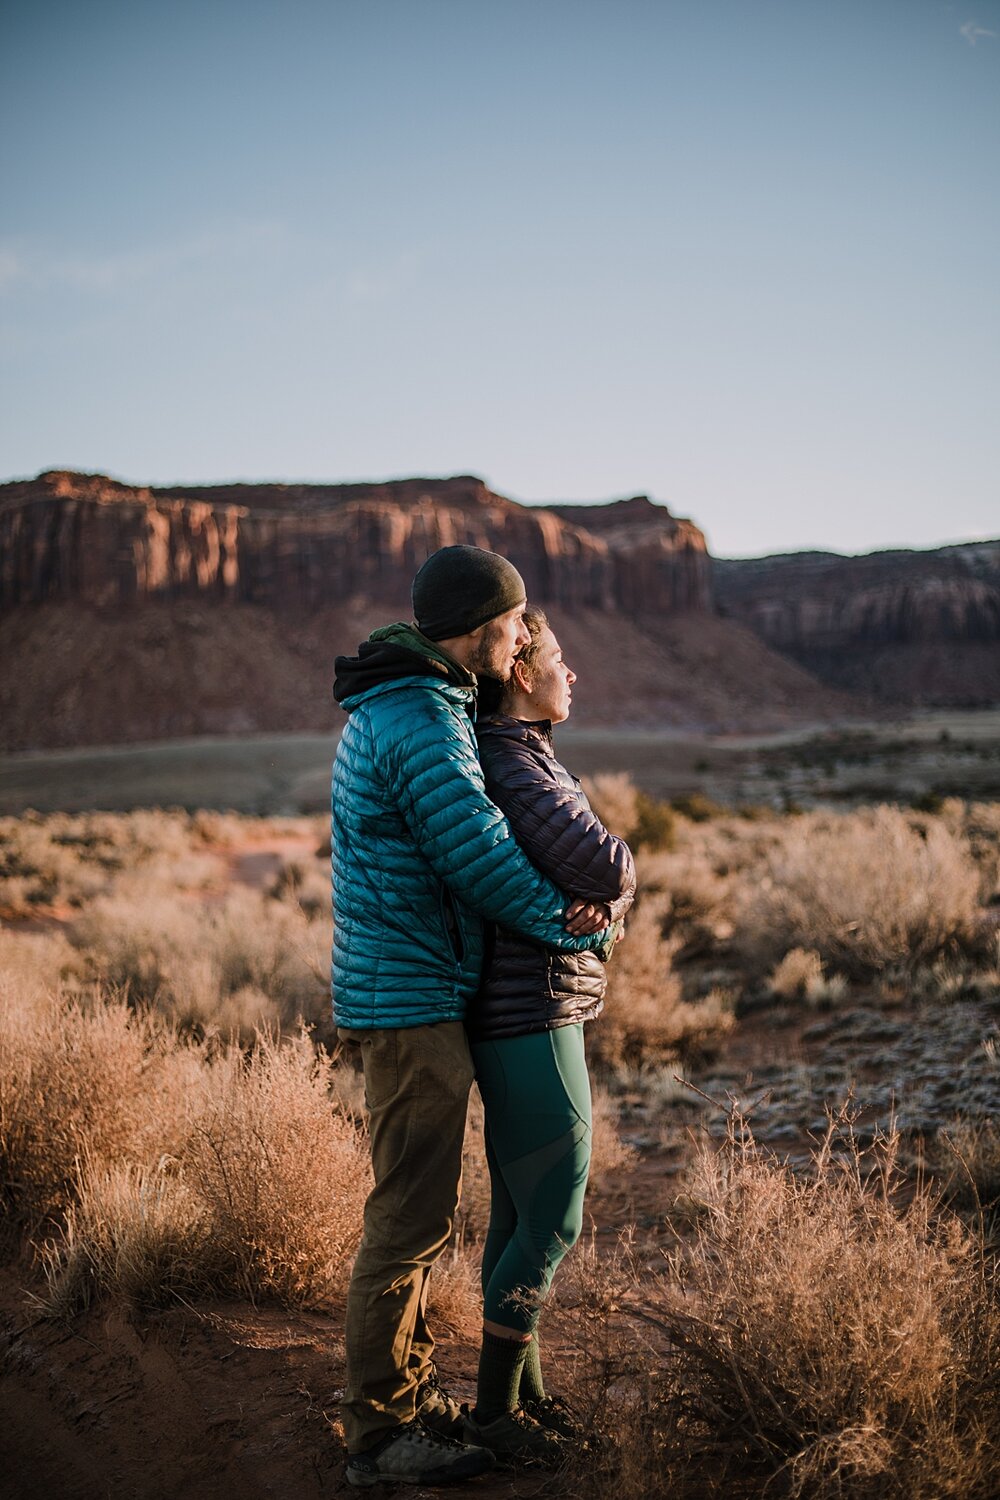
[934,800,1000,899]
[596,894,734,1069]
[0,981,205,1225]
[0,809,323,915]
[269,855,331,919]
[455,1084,491,1242]
[71,884,202,1004]
[590,1081,634,1180]
[0,925,82,1000]
[672,791,725,823]
[0,816,109,911]
[639,846,735,961]
[0,810,207,912]
[427,1240,482,1336]
[580,772,674,851]
[737,805,983,980]
[72,883,329,1037]
[930,1118,1000,1218]
[769,947,849,1007]
[549,1119,1000,1500]
[3,974,369,1312]
[186,1031,370,1305]
[39,1158,216,1315]
[770,945,824,998]
[641,846,731,925]
[581,772,640,839]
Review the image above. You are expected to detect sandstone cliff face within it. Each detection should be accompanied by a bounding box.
[715,545,1000,648]
[0,471,712,617]
[549,495,712,613]
[4,469,996,750]
[715,543,1000,706]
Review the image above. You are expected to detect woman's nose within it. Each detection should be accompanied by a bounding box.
[567,665,577,684]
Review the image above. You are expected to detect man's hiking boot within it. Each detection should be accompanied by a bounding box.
[462,1407,566,1469]
[346,1421,494,1488]
[521,1393,581,1440]
[415,1365,469,1439]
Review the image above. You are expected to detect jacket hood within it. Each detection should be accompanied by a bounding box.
[334,622,477,706]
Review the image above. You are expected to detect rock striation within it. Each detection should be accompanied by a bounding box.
[715,543,1000,706]
[0,471,712,617]
[715,545,1000,649]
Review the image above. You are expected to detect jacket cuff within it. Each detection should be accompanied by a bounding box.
[596,919,623,962]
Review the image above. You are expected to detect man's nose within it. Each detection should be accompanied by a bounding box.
[516,622,531,648]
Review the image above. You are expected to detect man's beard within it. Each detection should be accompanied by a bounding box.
[466,623,512,682]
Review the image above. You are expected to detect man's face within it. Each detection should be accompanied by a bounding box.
[466,603,530,681]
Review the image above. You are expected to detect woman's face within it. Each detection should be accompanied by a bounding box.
[519,625,577,723]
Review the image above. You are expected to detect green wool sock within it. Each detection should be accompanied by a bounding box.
[518,1334,546,1404]
[475,1331,530,1422]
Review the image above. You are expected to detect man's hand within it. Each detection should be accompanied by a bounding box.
[564,899,611,936]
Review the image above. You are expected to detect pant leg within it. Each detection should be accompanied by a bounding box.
[340,1021,474,1453]
[480,1121,517,1298]
[406,1263,434,1385]
[471,1026,592,1334]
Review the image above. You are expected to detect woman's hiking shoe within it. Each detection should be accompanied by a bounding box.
[462,1408,566,1469]
[415,1366,469,1439]
[521,1394,582,1440]
[345,1422,494,1488]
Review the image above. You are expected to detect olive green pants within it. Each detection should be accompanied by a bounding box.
[338,1021,474,1454]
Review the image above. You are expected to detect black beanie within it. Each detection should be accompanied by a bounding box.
[411,545,527,640]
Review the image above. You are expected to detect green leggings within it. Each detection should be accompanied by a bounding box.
[470,1024,592,1333]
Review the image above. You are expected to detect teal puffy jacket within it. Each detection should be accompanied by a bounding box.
[331,626,614,1030]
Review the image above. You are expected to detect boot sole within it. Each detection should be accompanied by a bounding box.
[347,1454,494,1487]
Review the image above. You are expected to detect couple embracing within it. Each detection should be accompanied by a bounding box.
[332,545,636,1488]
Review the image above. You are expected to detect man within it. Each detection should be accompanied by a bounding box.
[332,545,613,1488]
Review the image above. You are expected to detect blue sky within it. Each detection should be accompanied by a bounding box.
[1,0,997,556]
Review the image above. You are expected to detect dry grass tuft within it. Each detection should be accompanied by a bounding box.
[769,947,849,1007]
[581,773,640,840]
[547,1116,1000,1499]
[72,883,329,1038]
[3,975,370,1311]
[736,805,983,980]
[930,1117,1000,1221]
[39,1157,216,1315]
[595,894,734,1070]
[0,982,205,1226]
[186,1030,370,1306]
[427,1240,483,1337]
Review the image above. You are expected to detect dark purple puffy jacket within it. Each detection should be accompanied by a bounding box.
[468,715,636,1041]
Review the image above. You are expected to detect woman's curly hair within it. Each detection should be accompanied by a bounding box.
[498,604,549,710]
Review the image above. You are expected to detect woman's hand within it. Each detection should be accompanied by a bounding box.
[564,899,611,935]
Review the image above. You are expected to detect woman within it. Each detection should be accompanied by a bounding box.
[463,607,636,1465]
